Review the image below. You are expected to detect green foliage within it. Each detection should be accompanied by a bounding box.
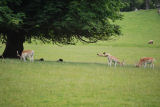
[0,0,122,44]
[0,0,25,30]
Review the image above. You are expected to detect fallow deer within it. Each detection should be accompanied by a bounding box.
[136,57,154,68]
[97,52,124,67]
[17,50,34,62]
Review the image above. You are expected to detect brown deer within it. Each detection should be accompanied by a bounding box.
[17,50,34,62]
[136,57,155,68]
[97,52,124,67]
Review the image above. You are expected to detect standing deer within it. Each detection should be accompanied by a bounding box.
[97,52,124,67]
[136,57,154,68]
[17,50,34,62]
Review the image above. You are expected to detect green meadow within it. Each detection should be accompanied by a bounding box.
[0,9,160,107]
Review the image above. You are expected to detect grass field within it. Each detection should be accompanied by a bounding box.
[0,9,160,107]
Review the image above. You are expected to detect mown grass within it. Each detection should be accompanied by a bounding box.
[1,45,160,107]
[0,59,160,107]
[0,9,160,107]
[95,9,160,48]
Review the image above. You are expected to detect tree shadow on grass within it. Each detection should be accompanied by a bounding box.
[34,59,140,69]
[35,59,107,66]
[36,59,160,70]
[1,58,158,70]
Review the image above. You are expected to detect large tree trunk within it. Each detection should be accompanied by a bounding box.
[2,32,25,58]
[146,0,150,10]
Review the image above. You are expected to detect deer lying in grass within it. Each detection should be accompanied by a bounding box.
[136,57,155,68]
[97,52,124,67]
[17,50,34,62]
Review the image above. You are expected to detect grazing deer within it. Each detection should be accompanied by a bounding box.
[97,52,124,67]
[136,57,154,68]
[17,50,34,62]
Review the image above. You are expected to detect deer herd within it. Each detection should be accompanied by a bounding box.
[0,49,155,68]
[97,52,155,68]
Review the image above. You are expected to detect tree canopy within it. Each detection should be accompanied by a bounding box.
[0,0,122,44]
[0,0,123,58]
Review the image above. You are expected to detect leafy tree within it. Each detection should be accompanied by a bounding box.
[120,0,142,11]
[0,0,122,58]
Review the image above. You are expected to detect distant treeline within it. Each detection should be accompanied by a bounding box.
[120,0,160,11]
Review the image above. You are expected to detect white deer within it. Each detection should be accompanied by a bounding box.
[97,52,124,67]
[17,50,34,62]
[136,57,155,68]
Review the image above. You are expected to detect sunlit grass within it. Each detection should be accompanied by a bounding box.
[0,59,160,107]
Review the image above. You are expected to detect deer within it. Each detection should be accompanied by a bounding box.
[97,52,124,67]
[136,57,155,68]
[17,50,34,62]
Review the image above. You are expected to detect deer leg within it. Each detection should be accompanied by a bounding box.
[114,62,117,67]
[31,56,34,62]
[109,60,112,67]
[29,56,32,62]
[152,64,154,68]
[144,63,147,68]
[107,60,110,66]
[150,62,154,68]
[23,57,26,62]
